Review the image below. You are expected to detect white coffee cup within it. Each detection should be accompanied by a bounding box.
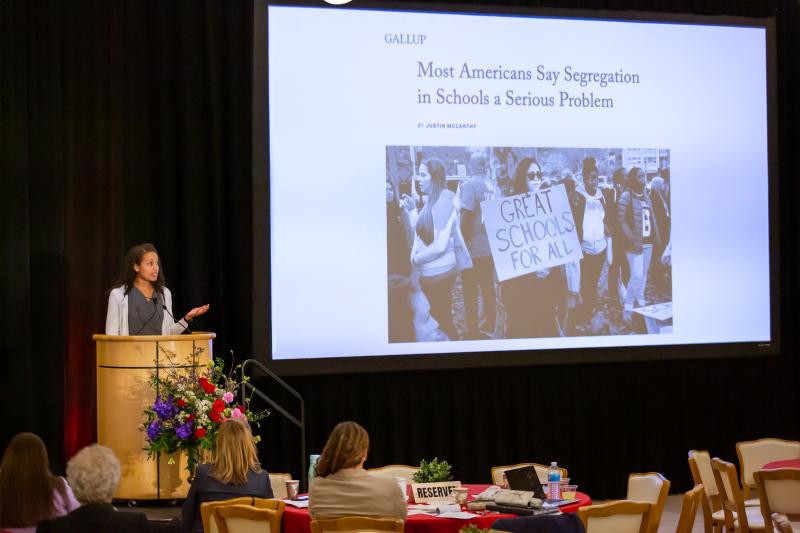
[286,479,300,500]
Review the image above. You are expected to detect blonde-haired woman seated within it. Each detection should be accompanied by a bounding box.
[181,419,273,532]
[309,421,407,520]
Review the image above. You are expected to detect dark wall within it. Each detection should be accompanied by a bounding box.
[1,0,797,499]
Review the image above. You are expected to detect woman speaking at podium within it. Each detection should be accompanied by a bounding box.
[105,243,210,335]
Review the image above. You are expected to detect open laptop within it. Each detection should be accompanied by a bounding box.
[504,466,576,506]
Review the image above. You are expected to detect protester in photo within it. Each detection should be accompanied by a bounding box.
[0,433,79,533]
[386,180,412,278]
[459,152,497,339]
[409,157,464,340]
[570,158,614,332]
[560,175,581,336]
[36,444,148,533]
[617,167,662,324]
[181,419,273,533]
[309,421,406,520]
[105,243,209,335]
[607,167,630,308]
[500,158,564,338]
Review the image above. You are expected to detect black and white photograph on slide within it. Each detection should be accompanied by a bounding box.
[386,146,672,343]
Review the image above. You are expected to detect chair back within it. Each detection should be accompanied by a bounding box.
[675,484,705,533]
[577,500,651,533]
[711,457,764,532]
[736,439,800,499]
[490,463,569,485]
[754,467,800,533]
[689,450,722,533]
[366,465,418,482]
[201,496,255,533]
[253,498,286,511]
[269,472,293,499]
[310,516,405,533]
[626,472,670,533]
[214,504,283,533]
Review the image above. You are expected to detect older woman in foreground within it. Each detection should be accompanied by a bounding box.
[36,444,149,533]
[309,421,407,520]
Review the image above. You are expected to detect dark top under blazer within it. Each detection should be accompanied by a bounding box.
[181,463,273,533]
[36,502,150,533]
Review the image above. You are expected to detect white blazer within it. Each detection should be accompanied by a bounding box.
[105,285,189,335]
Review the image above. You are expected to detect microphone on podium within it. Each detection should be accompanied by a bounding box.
[161,298,193,334]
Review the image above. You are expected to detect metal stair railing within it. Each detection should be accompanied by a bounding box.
[240,358,307,489]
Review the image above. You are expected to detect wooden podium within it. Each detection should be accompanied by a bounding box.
[93,333,215,500]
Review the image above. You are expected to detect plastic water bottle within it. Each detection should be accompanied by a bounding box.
[548,461,561,499]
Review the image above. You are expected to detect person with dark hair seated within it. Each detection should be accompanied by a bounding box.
[181,419,273,533]
[309,421,406,520]
[36,444,148,533]
[0,433,80,533]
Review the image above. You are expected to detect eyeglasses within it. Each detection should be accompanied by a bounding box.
[527,171,543,179]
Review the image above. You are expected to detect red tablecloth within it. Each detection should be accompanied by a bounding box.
[763,459,800,470]
[282,484,591,533]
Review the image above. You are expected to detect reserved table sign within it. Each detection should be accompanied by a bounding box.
[410,481,462,503]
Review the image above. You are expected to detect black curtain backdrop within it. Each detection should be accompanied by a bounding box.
[1,0,798,499]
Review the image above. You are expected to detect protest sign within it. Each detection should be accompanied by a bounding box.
[481,183,582,282]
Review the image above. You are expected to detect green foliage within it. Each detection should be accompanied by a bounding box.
[411,457,453,483]
[460,525,496,533]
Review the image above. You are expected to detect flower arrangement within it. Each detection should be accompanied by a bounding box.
[142,347,267,474]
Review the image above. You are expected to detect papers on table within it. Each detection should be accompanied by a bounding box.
[438,511,481,519]
[283,499,309,508]
[407,503,479,519]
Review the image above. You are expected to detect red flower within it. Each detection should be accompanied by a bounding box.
[212,399,226,413]
[194,427,207,438]
[209,410,222,423]
[177,399,186,407]
[186,414,194,421]
[199,377,216,394]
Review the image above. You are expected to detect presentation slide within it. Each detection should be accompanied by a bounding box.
[267,4,771,360]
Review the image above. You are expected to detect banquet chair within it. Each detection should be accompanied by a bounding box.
[577,500,651,533]
[626,472,670,533]
[754,467,800,533]
[367,465,418,482]
[737,439,800,503]
[269,472,293,499]
[201,497,255,533]
[711,457,766,532]
[675,484,705,533]
[213,503,283,533]
[689,450,726,533]
[491,463,569,485]
[310,516,405,533]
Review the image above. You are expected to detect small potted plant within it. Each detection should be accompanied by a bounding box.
[412,457,453,483]
[409,458,459,503]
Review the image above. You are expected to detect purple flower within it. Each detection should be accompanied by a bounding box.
[153,395,179,420]
[146,420,162,441]
[175,421,194,440]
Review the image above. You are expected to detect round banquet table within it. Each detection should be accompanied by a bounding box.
[282,484,592,533]
[763,459,800,470]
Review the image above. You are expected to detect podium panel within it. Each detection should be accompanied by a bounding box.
[93,333,214,500]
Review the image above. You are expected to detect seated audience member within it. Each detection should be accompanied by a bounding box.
[36,444,148,533]
[0,433,80,533]
[309,421,407,520]
[181,419,273,533]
